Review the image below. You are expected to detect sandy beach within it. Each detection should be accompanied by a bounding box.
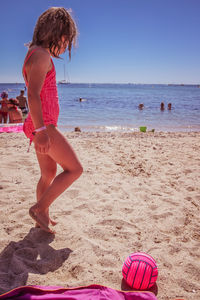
[0,130,200,299]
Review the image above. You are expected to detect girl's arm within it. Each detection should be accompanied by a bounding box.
[26,49,51,153]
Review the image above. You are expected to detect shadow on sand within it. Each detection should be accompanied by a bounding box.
[121,278,158,296]
[0,228,72,295]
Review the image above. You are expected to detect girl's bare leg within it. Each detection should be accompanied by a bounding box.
[35,152,57,228]
[29,126,83,233]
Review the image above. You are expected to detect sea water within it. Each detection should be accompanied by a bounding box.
[1,83,200,132]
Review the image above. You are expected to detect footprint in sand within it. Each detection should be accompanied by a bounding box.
[195,194,200,201]
[163,261,173,270]
[26,168,39,175]
[86,227,107,240]
[189,246,200,258]
[75,203,91,212]
[169,244,182,255]
[97,218,134,229]
[176,278,200,293]
[6,189,17,193]
[148,204,158,211]
[186,185,195,191]
[121,207,134,214]
[66,189,79,199]
[97,257,117,268]
[184,263,200,278]
[152,212,173,220]
[191,230,200,242]
[69,265,84,279]
[183,169,192,175]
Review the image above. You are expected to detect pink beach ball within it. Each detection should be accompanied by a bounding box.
[122,252,158,290]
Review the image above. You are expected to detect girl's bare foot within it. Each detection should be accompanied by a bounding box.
[29,206,54,233]
[35,217,57,228]
[50,218,57,226]
[35,210,57,228]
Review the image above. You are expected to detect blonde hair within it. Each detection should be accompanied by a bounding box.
[30,7,78,59]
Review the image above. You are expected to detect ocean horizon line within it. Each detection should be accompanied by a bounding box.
[0,82,200,86]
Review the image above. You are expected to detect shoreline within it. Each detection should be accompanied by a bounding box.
[0,131,200,299]
[58,124,200,133]
[1,121,200,135]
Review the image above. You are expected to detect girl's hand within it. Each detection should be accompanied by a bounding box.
[34,131,51,154]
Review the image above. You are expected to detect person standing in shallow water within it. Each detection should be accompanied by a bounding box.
[22,7,83,233]
[168,103,172,110]
[138,103,144,110]
[160,102,165,111]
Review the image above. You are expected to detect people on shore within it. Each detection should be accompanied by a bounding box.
[22,7,83,233]
[16,90,28,114]
[8,98,23,123]
[0,92,9,123]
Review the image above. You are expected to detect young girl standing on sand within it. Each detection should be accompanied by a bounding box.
[23,7,83,233]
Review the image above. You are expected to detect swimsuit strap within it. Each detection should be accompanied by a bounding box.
[23,49,39,75]
[24,49,39,65]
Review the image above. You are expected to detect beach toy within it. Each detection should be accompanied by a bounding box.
[74,126,81,132]
[122,252,158,290]
[139,126,147,132]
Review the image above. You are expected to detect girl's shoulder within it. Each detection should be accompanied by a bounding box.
[24,46,52,74]
[25,46,51,65]
[24,46,51,65]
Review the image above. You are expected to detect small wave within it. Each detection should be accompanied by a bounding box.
[104,125,137,132]
[58,124,139,132]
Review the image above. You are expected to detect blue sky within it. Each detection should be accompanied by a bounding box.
[0,0,200,84]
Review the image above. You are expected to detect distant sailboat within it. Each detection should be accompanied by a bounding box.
[58,64,70,84]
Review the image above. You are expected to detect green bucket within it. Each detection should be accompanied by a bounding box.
[139,126,147,132]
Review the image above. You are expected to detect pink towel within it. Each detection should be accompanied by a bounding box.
[0,284,158,299]
[0,124,23,133]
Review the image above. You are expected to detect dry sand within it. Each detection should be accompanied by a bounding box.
[0,131,200,299]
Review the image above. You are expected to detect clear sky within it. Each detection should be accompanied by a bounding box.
[0,0,200,84]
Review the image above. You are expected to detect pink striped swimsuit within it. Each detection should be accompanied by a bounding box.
[23,49,59,143]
